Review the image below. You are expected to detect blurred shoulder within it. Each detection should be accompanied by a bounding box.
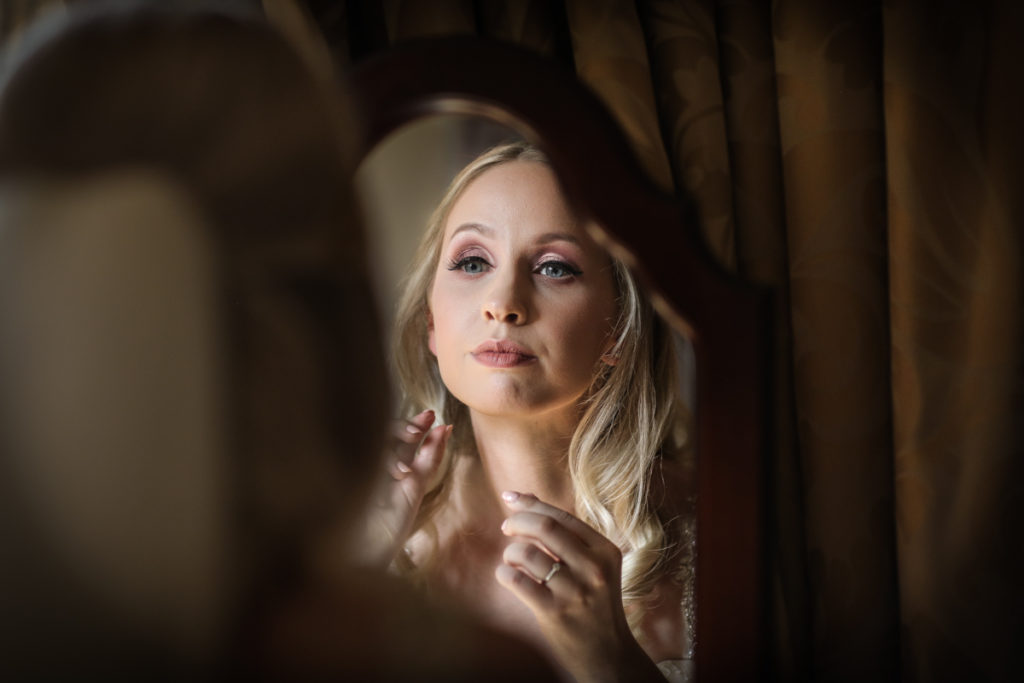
[253,568,559,683]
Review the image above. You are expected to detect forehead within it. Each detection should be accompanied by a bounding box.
[444,160,585,240]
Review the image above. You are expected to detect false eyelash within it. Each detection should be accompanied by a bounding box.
[446,255,490,271]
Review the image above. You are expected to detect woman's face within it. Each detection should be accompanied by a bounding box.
[428,160,618,424]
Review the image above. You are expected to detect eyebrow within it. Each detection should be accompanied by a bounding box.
[450,222,493,239]
[449,223,583,247]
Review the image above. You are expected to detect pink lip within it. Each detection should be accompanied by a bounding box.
[472,340,537,368]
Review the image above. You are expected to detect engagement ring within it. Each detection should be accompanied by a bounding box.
[542,561,562,584]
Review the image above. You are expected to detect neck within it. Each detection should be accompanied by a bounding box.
[466,409,577,514]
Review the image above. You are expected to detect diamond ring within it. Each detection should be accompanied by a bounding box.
[542,561,563,584]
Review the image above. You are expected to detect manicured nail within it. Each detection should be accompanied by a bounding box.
[501,518,509,532]
[406,424,422,435]
[501,491,519,504]
[396,461,412,474]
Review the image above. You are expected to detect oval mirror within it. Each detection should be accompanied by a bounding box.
[349,37,770,682]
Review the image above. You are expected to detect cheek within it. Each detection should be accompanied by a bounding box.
[427,296,458,363]
[427,279,464,354]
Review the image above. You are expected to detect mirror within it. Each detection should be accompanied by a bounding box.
[356,113,698,425]
[356,110,701,667]
[348,37,770,681]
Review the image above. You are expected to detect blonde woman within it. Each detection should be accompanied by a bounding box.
[368,142,695,682]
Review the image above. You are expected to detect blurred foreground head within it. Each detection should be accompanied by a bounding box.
[0,1,387,678]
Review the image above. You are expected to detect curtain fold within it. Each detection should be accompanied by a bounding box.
[562,0,676,192]
[772,2,901,681]
[884,2,1024,680]
[476,0,575,64]
[712,2,810,679]
[639,0,737,269]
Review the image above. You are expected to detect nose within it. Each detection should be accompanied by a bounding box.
[482,270,529,325]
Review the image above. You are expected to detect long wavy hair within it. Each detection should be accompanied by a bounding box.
[391,141,688,625]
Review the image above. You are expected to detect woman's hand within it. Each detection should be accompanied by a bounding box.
[356,410,449,567]
[496,492,666,683]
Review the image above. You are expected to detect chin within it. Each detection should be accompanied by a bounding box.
[442,373,585,421]
[458,389,581,423]
[450,388,538,417]
[461,396,542,418]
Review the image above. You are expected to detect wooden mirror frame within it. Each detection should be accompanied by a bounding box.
[349,37,771,683]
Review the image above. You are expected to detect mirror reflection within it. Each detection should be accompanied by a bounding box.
[356,116,698,681]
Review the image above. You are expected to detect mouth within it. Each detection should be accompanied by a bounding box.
[471,340,537,368]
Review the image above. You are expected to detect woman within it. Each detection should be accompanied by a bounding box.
[372,141,696,682]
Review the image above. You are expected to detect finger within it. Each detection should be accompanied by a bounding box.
[388,457,413,480]
[390,410,435,445]
[501,491,605,546]
[502,541,559,583]
[410,423,450,478]
[398,424,451,502]
[501,491,605,563]
[495,563,555,609]
[388,410,435,474]
[390,409,435,445]
[501,510,591,569]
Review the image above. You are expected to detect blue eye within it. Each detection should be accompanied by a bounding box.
[448,256,491,274]
[537,261,582,279]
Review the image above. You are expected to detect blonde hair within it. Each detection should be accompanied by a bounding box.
[392,141,687,625]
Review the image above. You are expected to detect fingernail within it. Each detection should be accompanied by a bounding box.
[501,518,509,532]
[445,425,454,436]
[396,461,412,474]
[406,424,422,435]
[501,491,519,504]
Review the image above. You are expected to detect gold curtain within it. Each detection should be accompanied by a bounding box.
[317,1,1024,680]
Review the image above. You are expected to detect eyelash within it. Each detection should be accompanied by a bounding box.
[446,255,491,274]
[446,256,583,280]
[536,260,583,279]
